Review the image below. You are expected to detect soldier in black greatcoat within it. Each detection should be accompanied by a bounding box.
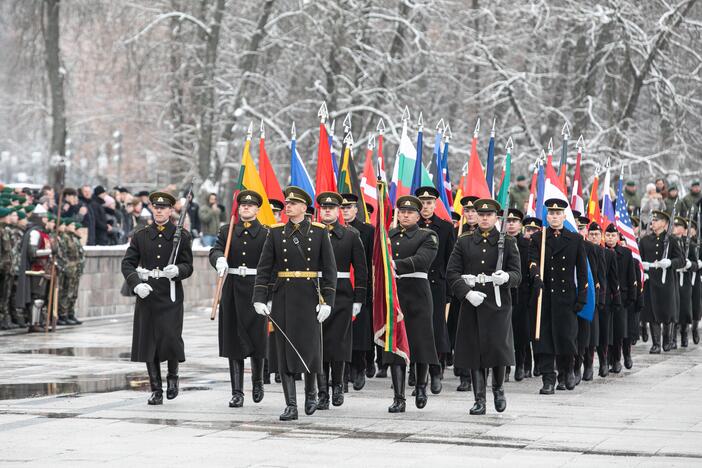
[253,186,337,421]
[690,218,702,345]
[605,223,635,373]
[209,190,269,408]
[447,199,521,415]
[264,198,285,385]
[575,215,599,383]
[415,186,456,394]
[316,192,367,409]
[122,191,193,406]
[640,210,685,354]
[528,199,588,395]
[673,216,697,347]
[506,210,532,382]
[385,195,439,413]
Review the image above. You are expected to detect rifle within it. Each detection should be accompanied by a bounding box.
[167,178,194,302]
[210,189,239,320]
[494,193,510,307]
[661,197,678,284]
[680,206,695,287]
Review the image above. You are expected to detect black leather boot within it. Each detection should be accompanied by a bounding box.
[304,372,318,415]
[352,354,366,390]
[166,360,179,400]
[331,361,345,407]
[514,363,525,382]
[415,363,429,409]
[408,364,416,387]
[525,349,533,378]
[671,324,679,350]
[650,322,662,353]
[540,372,556,395]
[228,358,244,407]
[388,364,406,413]
[662,322,672,352]
[492,366,506,412]
[693,321,700,344]
[146,361,163,405]
[279,373,298,421]
[469,369,486,414]
[623,339,633,369]
[582,350,594,381]
[596,347,609,377]
[429,364,442,394]
[251,358,265,403]
[457,374,471,392]
[641,322,649,342]
[681,324,689,347]
[317,363,330,410]
[609,344,622,373]
[263,359,271,384]
[573,354,582,386]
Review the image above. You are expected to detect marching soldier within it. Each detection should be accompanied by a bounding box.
[385,195,439,413]
[447,199,521,414]
[209,190,269,408]
[690,219,702,345]
[448,195,479,391]
[415,186,456,394]
[265,198,285,384]
[575,215,599,382]
[506,209,532,381]
[121,191,194,405]
[673,216,697,347]
[528,199,588,394]
[605,224,635,372]
[316,192,367,408]
[340,193,376,385]
[252,186,337,421]
[640,210,684,353]
[521,217,543,378]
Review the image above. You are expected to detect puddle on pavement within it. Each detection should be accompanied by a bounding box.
[11,347,131,360]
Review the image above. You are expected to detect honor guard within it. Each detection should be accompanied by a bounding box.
[265,198,285,384]
[605,223,635,372]
[528,199,588,394]
[253,186,337,421]
[121,191,194,405]
[210,190,269,408]
[384,196,439,413]
[447,199,521,414]
[316,192,367,409]
[690,218,702,345]
[575,215,599,383]
[673,216,697,347]
[415,186,456,394]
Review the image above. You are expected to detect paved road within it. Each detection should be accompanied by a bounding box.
[1,309,701,466]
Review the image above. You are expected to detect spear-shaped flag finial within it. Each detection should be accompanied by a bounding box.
[435,118,445,132]
[539,148,546,162]
[561,121,571,139]
[246,121,253,140]
[506,136,514,152]
[343,113,352,133]
[318,102,329,123]
[576,134,585,150]
[291,121,296,140]
[402,106,410,123]
[473,118,481,137]
[260,119,265,138]
[417,111,424,131]
[444,123,452,141]
[491,117,496,137]
[368,133,375,150]
[547,137,553,154]
[376,118,386,134]
[343,130,354,146]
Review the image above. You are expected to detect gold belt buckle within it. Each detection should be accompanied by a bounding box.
[294,271,301,278]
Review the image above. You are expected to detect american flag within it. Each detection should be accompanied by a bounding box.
[615,173,644,284]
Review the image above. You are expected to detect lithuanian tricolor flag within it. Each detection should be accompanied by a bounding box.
[372,180,409,363]
[239,137,276,226]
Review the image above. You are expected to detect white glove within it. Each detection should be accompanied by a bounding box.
[216,257,228,276]
[685,259,692,270]
[163,264,179,279]
[698,260,702,270]
[644,273,649,282]
[466,290,487,307]
[133,283,153,299]
[267,301,272,311]
[253,302,270,316]
[492,270,510,286]
[352,303,362,317]
[463,274,476,288]
[136,267,150,281]
[316,304,331,322]
[642,261,651,271]
[658,258,672,269]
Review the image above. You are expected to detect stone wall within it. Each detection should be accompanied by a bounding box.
[76,246,214,319]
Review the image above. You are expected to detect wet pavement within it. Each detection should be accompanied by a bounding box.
[1,308,702,466]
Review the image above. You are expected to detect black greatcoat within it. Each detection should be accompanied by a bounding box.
[612,244,635,341]
[209,219,269,360]
[692,242,702,322]
[578,240,600,353]
[677,237,698,325]
[383,223,439,366]
[253,218,337,374]
[528,228,588,356]
[122,222,193,363]
[349,218,374,352]
[447,228,521,369]
[640,231,684,324]
[511,233,533,354]
[600,246,620,347]
[628,258,643,340]
[323,221,367,362]
[420,214,456,355]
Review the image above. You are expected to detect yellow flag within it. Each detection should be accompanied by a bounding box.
[241,140,276,226]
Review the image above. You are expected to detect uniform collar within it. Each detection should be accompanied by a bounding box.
[392,223,418,238]
[283,217,310,237]
[473,227,499,245]
[326,220,345,238]
[149,221,175,240]
[235,218,261,237]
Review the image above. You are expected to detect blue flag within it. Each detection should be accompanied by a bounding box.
[290,138,315,199]
[410,128,423,195]
[485,133,495,196]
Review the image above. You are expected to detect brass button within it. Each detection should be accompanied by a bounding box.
[242,252,246,256]
[562,267,565,271]
[283,248,287,252]
[157,255,160,259]
[284,259,288,262]
[481,260,485,264]
[158,244,162,248]
[286,279,290,282]
[307,257,311,261]
[244,241,247,245]
[283,239,286,243]
[158,234,162,238]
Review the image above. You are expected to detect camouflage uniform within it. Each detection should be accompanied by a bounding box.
[0,222,14,329]
[58,230,84,323]
[9,224,27,326]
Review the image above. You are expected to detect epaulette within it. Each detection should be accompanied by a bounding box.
[269,223,285,228]
[419,227,435,235]
[459,231,472,238]
[311,221,326,229]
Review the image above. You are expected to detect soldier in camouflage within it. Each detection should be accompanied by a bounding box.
[0,207,18,329]
[56,218,85,326]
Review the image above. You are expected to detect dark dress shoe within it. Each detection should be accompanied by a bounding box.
[533,367,541,377]
[229,393,244,408]
[342,381,348,393]
[599,366,609,377]
[573,367,582,386]
[662,343,672,352]
[681,334,688,348]
[166,375,179,400]
[332,384,344,406]
[524,369,533,378]
[56,317,68,326]
[610,362,622,374]
[353,372,366,391]
[388,398,406,413]
[366,364,376,378]
[693,327,700,344]
[456,376,471,392]
[304,395,318,415]
[430,374,442,394]
[540,384,555,395]
[649,345,661,354]
[148,391,163,405]
[493,388,506,413]
[469,399,486,415]
[280,406,298,421]
[252,382,264,403]
[565,371,576,390]
[582,366,594,381]
[624,355,633,369]
[556,383,566,391]
[275,373,282,383]
[514,366,525,382]
[317,392,330,410]
[415,385,428,409]
[641,325,649,342]
[376,367,388,378]
[66,316,82,325]
[27,325,43,333]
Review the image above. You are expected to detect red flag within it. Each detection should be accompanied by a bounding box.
[258,135,286,222]
[464,134,491,198]
[315,123,337,201]
[570,148,585,215]
[588,175,603,226]
[360,146,379,225]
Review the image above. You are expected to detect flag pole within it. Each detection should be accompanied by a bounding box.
[535,224,547,340]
